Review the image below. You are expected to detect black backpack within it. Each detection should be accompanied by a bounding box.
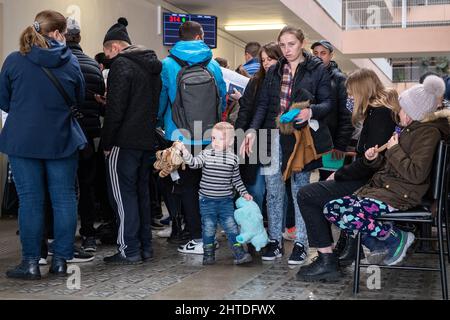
[170,55,221,141]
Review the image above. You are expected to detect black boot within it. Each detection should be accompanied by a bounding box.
[296,252,341,282]
[333,230,348,256]
[339,235,365,267]
[49,257,67,276]
[6,260,41,280]
[203,244,216,265]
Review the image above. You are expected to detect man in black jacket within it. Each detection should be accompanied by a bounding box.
[311,40,353,180]
[101,18,162,264]
[66,19,105,253]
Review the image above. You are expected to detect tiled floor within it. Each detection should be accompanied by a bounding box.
[0,218,448,300]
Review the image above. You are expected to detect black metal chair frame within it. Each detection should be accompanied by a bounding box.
[352,140,450,300]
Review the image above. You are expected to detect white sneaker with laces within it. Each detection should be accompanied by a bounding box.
[178,240,219,255]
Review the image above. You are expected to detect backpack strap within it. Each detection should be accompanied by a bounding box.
[169,54,189,68]
[169,54,211,68]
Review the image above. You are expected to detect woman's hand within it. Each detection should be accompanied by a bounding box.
[295,108,312,123]
[243,194,253,201]
[230,89,242,102]
[365,146,379,161]
[240,132,256,158]
[387,133,399,150]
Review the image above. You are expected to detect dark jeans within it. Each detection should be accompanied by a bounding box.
[297,179,367,248]
[78,137,97,237]
[9,153,79,261]
[200,196,239,247]
[106,147,153,257]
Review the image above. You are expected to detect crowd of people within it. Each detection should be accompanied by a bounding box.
[0,9,449,283]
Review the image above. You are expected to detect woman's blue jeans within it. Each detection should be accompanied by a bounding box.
[9,153,79,261]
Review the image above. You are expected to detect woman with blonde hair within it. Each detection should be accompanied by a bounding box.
[295,68,399,282]
[0,10,86,280]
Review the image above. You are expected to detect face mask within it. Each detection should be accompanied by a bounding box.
[346,96,355,113]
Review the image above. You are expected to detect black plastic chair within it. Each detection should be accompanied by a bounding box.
[353,140,450,300]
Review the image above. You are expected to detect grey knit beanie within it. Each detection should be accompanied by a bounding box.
[399,75,445,121]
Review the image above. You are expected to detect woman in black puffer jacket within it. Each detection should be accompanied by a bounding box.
[241,26,333,266]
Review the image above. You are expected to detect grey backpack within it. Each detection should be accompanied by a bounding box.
[170,54,221,140]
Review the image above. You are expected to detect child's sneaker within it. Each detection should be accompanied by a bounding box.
[282,227,297,241]
[362,234,389,264]
[288,242,307,265]
[382,228,415,266]
[261,239,284,261]
[232,244,252,265]
[203,244,216,265]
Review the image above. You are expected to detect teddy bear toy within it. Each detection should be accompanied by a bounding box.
[153,142,186,178]
[234,197,269,252]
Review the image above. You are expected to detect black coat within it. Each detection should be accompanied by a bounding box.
[325,61,353,151]
[334,106,397,182]
[102,46,162,152]
[68,43,105,138]
[249,52,333,171]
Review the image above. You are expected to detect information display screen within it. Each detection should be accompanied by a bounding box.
[163,13,217,48]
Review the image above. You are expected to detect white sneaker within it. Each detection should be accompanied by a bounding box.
[178,240,219,255]
[39,258,48,266]
[157,227,172,238]
[178,240,204,255]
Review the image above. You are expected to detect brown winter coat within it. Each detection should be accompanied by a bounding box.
[356,109,450,211]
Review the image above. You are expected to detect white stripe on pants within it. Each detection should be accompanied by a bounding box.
[108,147,127,257]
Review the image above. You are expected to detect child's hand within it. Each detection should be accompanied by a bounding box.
[243,194,253,201]
[173,141,186,153]
[387,133,399,150]
[365,146,379,161]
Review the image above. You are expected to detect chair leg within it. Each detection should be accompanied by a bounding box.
[444,203,450,263]
[437,204,449,300]
[353,232,362,296]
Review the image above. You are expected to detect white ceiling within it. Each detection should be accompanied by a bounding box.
[164,0,355,72]
[165,0,314,44]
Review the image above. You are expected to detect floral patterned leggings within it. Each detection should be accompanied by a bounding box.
[324,195,398,238]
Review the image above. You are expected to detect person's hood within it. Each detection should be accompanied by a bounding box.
[25,39,71,68]
[328,60,342,73]
[118,45,162,75]
[276,50,324,76]
[412,108,450,137]
[67,42,83,53]
[169,40,213,65]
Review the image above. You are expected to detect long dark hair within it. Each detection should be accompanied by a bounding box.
[253,42,283,95]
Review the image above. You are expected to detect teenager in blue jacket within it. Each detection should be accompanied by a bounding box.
[158,21,227,255]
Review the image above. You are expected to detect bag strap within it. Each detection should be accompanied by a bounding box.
[41,67,74,108]
[169,54,189,68]
[169,54,211,68]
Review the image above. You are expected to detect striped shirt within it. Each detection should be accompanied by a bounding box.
[243,58,261,77]
[183,149,248,198]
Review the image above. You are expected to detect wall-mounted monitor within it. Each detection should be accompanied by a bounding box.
[163,12,218,49]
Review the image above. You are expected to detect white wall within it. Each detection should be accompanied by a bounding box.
[0,0,245,68]
[316,0,342,26]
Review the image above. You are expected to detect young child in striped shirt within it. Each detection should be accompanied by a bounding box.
[174,122,253,266]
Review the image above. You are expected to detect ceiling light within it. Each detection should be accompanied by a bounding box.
[224,24,287,31]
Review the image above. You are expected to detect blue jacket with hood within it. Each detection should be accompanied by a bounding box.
[0,40,87,159]
[158,40,227,145]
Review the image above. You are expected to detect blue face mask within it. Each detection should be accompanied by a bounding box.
[346,96,355,113]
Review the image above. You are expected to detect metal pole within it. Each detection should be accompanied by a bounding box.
[402,0,407,28]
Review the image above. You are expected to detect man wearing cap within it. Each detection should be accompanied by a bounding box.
[311,40,353,180]
[66,18,106,254]
[101,18,163,264]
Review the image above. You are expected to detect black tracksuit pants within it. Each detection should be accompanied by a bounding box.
[107,147,154,258]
